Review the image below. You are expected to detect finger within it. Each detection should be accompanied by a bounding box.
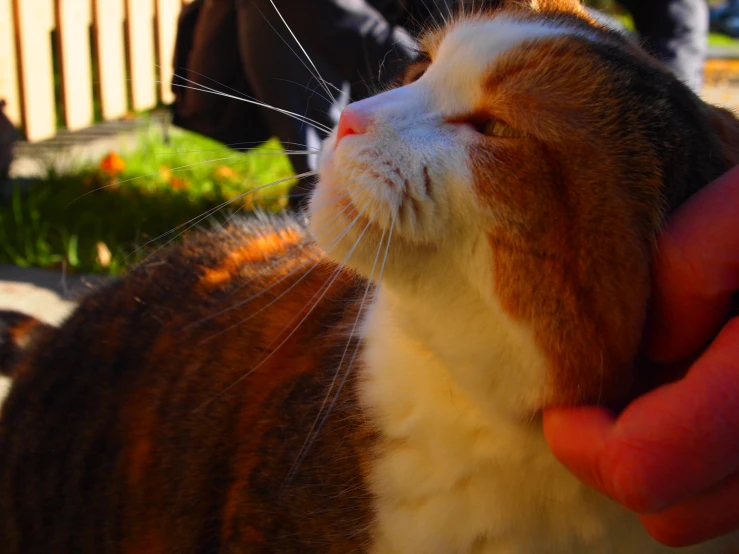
[542,405,615,493]
[543,405,673,514]
[647,164,739,363]
[639,471,739,547]
[545,318,739,514]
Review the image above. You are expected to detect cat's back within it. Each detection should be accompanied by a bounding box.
[0,216,374,554]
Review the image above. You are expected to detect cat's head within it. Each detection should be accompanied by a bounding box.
[309,0,739,407]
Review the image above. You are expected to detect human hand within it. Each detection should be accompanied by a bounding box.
[543,165,739,547]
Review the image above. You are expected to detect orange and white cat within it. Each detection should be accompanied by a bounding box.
[2,1,739,552]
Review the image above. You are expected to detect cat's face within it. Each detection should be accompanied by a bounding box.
[310,1,659,275]
[309,0,739,405]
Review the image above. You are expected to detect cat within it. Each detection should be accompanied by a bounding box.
[2,1,739,552]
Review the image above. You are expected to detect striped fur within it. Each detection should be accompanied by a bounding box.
[0,218,375,553]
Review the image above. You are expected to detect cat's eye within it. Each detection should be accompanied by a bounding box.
[480,119,523,138]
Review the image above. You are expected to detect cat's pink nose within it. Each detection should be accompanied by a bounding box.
[335,106,369,145]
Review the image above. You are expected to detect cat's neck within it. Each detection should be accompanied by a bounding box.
[363,263,549,421]
[355,261,667,554]
[356,277,576,554]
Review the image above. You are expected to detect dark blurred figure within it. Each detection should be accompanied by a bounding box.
[0,100,17,187]
[617,0,707,92]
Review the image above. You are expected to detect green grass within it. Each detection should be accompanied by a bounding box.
[708,32,739,49]
[615,13,739,49]
[0,130,296,275]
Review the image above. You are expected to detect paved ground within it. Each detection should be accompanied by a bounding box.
[0,266,107,404]
[0,265,102,322]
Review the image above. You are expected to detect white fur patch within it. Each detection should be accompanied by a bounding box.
[425,18,567,113]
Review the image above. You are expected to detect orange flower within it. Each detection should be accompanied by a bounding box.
[213,166,237,180]
[99,152,126,176]
[159,166,172,182]
[170,176,188,191]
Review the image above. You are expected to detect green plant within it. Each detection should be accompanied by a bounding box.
[0,130,295,275]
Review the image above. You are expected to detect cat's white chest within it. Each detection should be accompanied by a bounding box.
[357,293,735,554]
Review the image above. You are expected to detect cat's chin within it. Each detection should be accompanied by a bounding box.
[309,188,392,280]
[308,180,438,286]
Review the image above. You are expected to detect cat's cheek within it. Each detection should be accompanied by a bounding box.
[308,180,350,257]
[312,145,350,215]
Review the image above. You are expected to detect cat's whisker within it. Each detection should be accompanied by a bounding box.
[193,215,374,412]
[447,0,457,19]
[170,82,333,134]
[271,78,338,106]
[190,233,339,330]
[265,0,338,105]
[129,169,316,260]
[168,71,335,135]
[190,206,357,328]
[284,215,395,487]
[217,139,316,150]
[175,66,264,106]
[429,0,448,24]
[291,178,377,221]
[191,184,375,328]
[127,171,317,262]
[67,155,243,205]
[396,1,425,32]
[428,0,448,25]
[215,174,363,235]
[151,137,317,153]
[254,6,333,103]
[214,175,367,263]
[223,198,371,329]
[150,147,319,156]
[169,78,333,133]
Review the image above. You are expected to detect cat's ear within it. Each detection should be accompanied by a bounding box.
[492,0,591,19]
[518,0,586,14]
[703,104,739,167]
[486,0,590,18]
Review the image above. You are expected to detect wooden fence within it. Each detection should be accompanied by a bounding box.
[0,0,193,142]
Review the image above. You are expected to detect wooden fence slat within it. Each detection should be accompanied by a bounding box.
[93,0,128,120]
[4,0,184,141]
[13,0,56,142]
[56,0,94,130]
[155,0,179,104]
[0,0,21,126]
[125,0,157,111]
